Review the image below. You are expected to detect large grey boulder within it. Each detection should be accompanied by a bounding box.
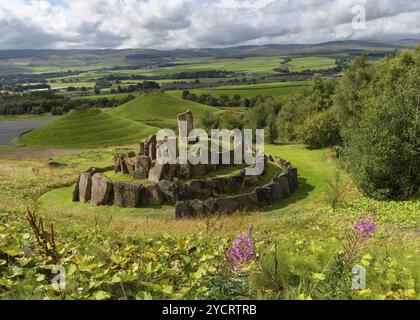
[90,174,114,206]
[140,183,163,206]
[114,182,142,208]
[78,173,92,203]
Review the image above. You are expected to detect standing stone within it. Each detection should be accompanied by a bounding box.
[120,154,129,174]
[273,175,291,198]
[189,179,216,198]
[177,110,193,141]
[78,173,92,203]
[72,175,81,202]
[212,177,229,194]
[139,142,145,155]
[144,135,157,160]
[163,163,178,181]
[157,180,177,204]
[114,155,122,173]
[255,186,272,206]
[90,174,114,206]
[244,175,259,187]
[149,163,165,183]
[114,182,142,208]
[173,178,193,201]
[227,171,245,193]
[140,183,163,206]
[124,157,136,175]
[264,182,283,201]
[134,155,151,179]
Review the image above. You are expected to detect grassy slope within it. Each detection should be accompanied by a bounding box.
[108,92,219,128]
[16,109,158,148]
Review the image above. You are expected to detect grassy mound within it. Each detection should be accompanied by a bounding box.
[108,92,218,128]
[16,109,158,148]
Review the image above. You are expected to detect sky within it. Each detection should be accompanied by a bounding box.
[0,0,419,50]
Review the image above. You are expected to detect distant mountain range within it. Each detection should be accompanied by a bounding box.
[0,39,418,74]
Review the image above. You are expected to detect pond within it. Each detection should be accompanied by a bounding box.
[0,120,50,146]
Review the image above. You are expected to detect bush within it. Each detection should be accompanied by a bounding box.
[298,108,341,149]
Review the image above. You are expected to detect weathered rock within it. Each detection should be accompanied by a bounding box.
[244,175,259,187]
[264,182,284,201]
[120,154,129,174]
[214,197,240,214]
[173,178,193,201]
[163,163,178,181]
[139,142,145,155]
[190,164,207,177]
[144,135,157,160]
[78,173,92,203]
[288,167,298,193]
[175,201,193,219]
[134,155,151,179]
[212,178,229,194]
[189,199,206,217]
[149,163,165,183]
[176,163,191,179]
[114,155,122,172]
[177,110,194,140]
[206,164,218,172]
[157,180,177,204]
[235,193,259,211]
[86,166,113,176]
[189,179,216,198]
[255,186,272,206]
[114,182,142,208]
[90,174,114,206]
[227,171,245,193]
[48,162,67,169]
[72,175,81,202]
[140,183,163,206]
[273,175,291,198]
[268,155,274,162]
[124,157,136,175]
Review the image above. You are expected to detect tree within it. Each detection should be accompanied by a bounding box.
[266,113,279,144]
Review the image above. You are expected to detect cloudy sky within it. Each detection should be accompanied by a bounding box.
[0,0,419,50]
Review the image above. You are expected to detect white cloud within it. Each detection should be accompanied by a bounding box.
[0,0,419,49]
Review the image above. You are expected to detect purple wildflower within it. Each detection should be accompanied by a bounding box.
[227,232,254,263]
[354,219,376,236]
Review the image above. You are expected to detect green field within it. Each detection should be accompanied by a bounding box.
[167,81,309,98]
[108,93,219,128]
[16,109,158,148]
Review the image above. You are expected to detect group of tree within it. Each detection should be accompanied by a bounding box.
[243,49,419,200]
[0,91,135,115]
[182,90,269,108]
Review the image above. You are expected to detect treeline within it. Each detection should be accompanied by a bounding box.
[205,50,419,200]
[182,90,267,108]
[101,70,237,82]
[0,92,135,115]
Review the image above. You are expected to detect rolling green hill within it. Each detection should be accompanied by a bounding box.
[108,93,218,128]
[16,109,157,148]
